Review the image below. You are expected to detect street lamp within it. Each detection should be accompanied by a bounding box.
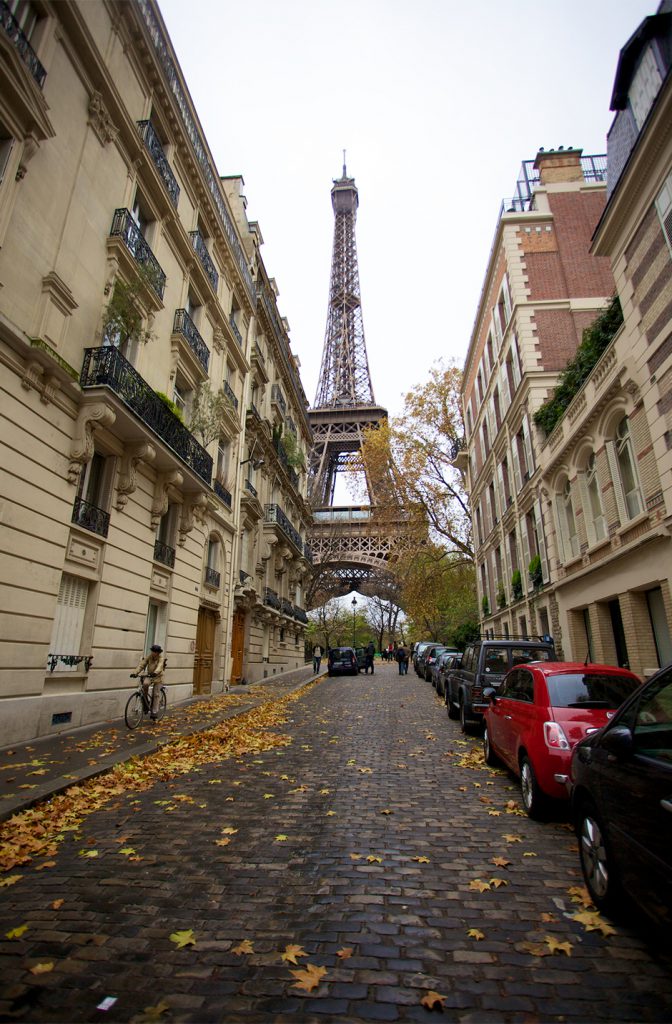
[351,595,357,649]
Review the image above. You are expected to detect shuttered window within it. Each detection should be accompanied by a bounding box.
[49,574,88,670]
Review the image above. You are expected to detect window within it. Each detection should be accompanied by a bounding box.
[131,191,152,238]
[629,44,663,130]
[8,0,38,39]
[562,479,580,558]
[615,417,643,519]
[155,503,177,566]
[145,599,166,655]
[0,126,14,186]
[173,373,193,421]
[586,453,606,542]
[655,169,672,260]
[205,537,221,588]
[73,452,113,536]
[49,574,89,671]
[632,668,672,762]
[216,439,230,484]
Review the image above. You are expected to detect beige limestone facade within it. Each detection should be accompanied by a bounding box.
[459,7,672,677]
[0,0,312,745]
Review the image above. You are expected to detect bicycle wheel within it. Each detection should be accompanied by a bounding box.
[125,692,144,729]
[156,688,167,722]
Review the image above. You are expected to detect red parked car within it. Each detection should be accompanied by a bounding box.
[483,662,642,818]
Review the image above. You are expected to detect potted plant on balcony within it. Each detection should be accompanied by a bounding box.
[511,569,523,601]
[481,594,490,617]
[496,581,506,609]
[102,272,156,350]
[188,382,232,446]
[528,555,543,590]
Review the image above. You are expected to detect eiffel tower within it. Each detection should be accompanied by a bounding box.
[307,162,402,604]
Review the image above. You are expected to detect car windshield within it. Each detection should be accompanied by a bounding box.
[510,647,553,666]
[546,672,639,709]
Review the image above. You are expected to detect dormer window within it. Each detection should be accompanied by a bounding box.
[629,44,663,130]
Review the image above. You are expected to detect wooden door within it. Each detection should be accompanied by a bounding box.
[230,609,246,684]
[193,607,216,694]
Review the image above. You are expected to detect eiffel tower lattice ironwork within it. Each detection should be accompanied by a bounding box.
[307,163,403,605]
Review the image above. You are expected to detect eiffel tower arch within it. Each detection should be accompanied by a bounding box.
[307,164,406,607]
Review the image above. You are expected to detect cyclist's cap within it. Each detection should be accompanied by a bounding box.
[150,644,163,653]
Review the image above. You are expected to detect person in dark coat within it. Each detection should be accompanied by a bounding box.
[364,640,376,674]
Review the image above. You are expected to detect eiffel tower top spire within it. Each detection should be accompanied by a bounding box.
[313,163,376,409]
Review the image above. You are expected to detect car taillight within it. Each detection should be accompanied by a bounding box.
[543,721,570,750]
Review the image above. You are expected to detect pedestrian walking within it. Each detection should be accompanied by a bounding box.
[312,644,323,673]
[131,644,167,719]
[364,640,376,674]
[396,643,409,675]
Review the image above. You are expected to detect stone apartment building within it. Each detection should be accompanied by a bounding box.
[458,147,614,654]
[0,0,312,745]
[537,4,672,674]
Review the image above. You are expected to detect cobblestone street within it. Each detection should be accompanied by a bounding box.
[1,664,671,1023]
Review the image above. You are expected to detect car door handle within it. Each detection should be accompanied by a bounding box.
[504,715,512,720]
[661,799,672,813]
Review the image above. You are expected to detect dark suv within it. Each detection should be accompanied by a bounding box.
[446,635,556,733]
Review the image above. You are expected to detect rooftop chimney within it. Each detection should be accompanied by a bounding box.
[533,147,584,185]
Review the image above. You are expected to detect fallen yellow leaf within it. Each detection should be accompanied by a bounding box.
[420,989,447,1010]
[275,834,288,842]
[336,947,353,959]
[545,936,573,956]
[290,963,326,992]
[280,944,308,965]
[412,856,431,864]
[0,875,22,887]
[572,910,617,937]
[468,879,491,892]
[6,925,28,939]
[467,929,485,941]
[169,929,196,948]
[232,939,254,955]
[29,962,54,975]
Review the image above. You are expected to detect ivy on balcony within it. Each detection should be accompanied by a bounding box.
[533,297,623,437]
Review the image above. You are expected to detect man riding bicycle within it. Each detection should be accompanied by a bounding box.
[131,644,166,720]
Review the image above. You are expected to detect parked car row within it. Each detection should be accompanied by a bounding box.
[415,635,672,926]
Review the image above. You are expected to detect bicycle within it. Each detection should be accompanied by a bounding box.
[125,673,167,729]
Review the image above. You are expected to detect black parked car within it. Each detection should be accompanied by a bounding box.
[328,647,359,676]
[571,663,672,925]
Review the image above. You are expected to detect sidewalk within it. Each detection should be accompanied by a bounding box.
[0,665,323,824]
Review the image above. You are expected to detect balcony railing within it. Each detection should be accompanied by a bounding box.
[271,384,287,417]
[498,153,608,221]
[293,606,309,625]
[190,230,218,292]
[247,402,261,422]
[47,653,94,674]
[80,347,212,483]
[214,479,232,508]
[222,379,239,412]
[252,344,266,369]
[264,503,302,551]
[205,566,220,588]
[1,0,46,88]
[229,314,243,348]
[153,539,175,567]
[303,542,313,564]
[244,478,258,498]
[281,597,294,617]
[109,209,166,299]
[137,120,180,207]
[173,309,210,372]
[263,587,281,610]
[72,496,110,537]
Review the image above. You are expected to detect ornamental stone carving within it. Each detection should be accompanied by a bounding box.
[115,442,156,511]
[151,471,183,528]
[68,402,116,484]
[178,492,208,545]
[88,91,118,146]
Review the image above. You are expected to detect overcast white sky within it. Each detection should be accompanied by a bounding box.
[159,0,652,420]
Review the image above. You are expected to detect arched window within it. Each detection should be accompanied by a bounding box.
[586,453,606,542]
[205,535,221,589]
[563,480,580,558]
[615,417,643,519]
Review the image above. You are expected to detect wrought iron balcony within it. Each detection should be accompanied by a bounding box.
[190,230,218,292]
[137,120,180,207]
[229,314,243,347]
[303,542,313,564]
[247,402,261,423]
[252,344,266,369]
[80,346,212,483]
[214,479,232,508]
[264,503,302,551]
[173,309,210,372]
[222,379,239,412]
[205,566,220,588]
[450,436,466,461]
[72,496,110,537]
[1,0,46,88]
[271,384,287,417]
[287,417,297,437]
[263,587,281,610]
[281,597,294,617]
[244,478,258,498]
[293,606,309,624]
[109,209,166,299]
[153,539,175,567]
[47,653,94,674]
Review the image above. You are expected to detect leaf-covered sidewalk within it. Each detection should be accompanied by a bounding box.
[0,666,318,823]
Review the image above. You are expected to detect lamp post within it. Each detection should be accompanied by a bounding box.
[351,595,357,649]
